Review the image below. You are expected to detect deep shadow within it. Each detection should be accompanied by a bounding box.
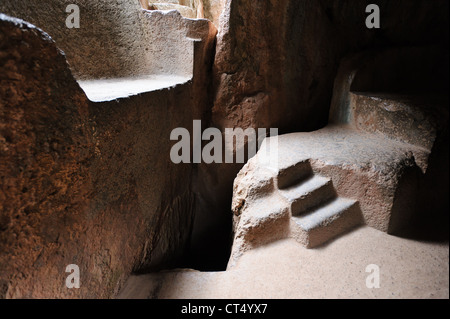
[182,161,240,271]
[391,128,449,242]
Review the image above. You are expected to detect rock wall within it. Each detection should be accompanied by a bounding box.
[1,0,448,292]
[190,0,449,268]
[201,0,225,27]
[0,12,216,298]
[140,0,225,28]
[0,0,200,80]
[212,0,448,136]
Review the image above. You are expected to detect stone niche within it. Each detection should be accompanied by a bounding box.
[194,0,449,269]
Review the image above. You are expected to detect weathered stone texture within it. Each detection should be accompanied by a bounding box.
[0,15,95,298]
[1,0,448,296]
[0,0,209,81]
[0,11,215,298]
[193,0,448,267]
[213,0,448,136]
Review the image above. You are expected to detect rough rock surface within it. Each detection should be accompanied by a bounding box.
[224,5,449,263]
[193,0,449,268]
[202,0,225,27]
[0,11,215,298]
[0,14,93,298]
[0,0,207,81]
[142,0,225,26]
[212,0,448,134]
[149,3,197,19]
[228,114,443,263]
[228,91,447,264]
[1,0,448,295]
[348,93,448,152]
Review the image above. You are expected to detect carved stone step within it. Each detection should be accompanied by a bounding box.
[279,175,336,216]
[149,3,197,19]
[140,0,181,9]
[276,160,312,189]
[291,198,362,248]
[151,0,180,3]
[234,193,291,250]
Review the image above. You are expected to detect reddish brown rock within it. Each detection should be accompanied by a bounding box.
[0,11,216,298]
[0,15,94,298]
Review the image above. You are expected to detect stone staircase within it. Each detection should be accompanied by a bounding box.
[230,157,363,266]
[229,91,447,267]
[276,160,362,249]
